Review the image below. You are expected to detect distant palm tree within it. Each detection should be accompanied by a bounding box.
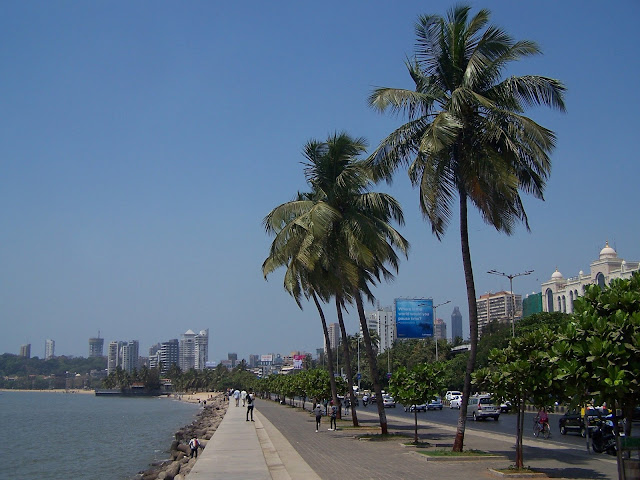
[368,5,565,449]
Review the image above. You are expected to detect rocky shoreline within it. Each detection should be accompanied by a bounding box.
[137,392,229,480]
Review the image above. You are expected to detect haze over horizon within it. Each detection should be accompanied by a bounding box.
[2,1,639,361]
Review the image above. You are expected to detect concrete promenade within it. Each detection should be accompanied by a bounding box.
[190,398,619,479]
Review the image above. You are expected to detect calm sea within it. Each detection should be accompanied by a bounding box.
[0,391,200,480]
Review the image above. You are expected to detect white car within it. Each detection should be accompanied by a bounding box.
[382,395,396,408]
[449,395,462,409]
[445,390,462,401]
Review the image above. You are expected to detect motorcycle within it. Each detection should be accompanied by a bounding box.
[591,415,617,456]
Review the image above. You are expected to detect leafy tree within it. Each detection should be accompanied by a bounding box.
[367,5,565,450]
[389,362,447,443]
[474,329,561,469]
[554,273,640,436]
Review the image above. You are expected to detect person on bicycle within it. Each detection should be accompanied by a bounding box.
[536,408,549,432]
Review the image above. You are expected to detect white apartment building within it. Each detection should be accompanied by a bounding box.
[45,339,55,360]
[476,291,522,337]
[324,323,340,354]
[195,329,209,370]
[363,306,395,353]
[121,340,139,374]
[434,318,447,340]
[107,341,121,375]
[179,330,196,371]
[542,242,640,314]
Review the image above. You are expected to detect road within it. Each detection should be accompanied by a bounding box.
[359,401,594,450]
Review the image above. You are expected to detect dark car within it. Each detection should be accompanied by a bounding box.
[426,399,443,410]
[559,408,606,436]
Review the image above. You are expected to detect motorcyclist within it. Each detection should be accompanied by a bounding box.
[362,394,369,407]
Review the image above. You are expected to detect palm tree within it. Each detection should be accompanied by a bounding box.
[264,132,409,433]
[263,192,342,413]
[367,5,565,450]
[301,132,409,433]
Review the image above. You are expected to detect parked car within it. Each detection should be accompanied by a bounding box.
[559,408,606,436]
[427,398,443,410]
[468,395,499,421]
[382,395,396,408]
[446,390,462,401]
[449,395,462,409]
[405,403,427,412]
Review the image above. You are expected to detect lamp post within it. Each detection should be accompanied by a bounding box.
[487,269,534,337]
[432,300,451,361]
[356,333,361,390]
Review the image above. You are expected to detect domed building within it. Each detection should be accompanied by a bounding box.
[541,242,640,313]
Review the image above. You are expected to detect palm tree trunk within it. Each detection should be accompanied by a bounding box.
[355,291,388,434]
[453,191,479,452]
[312,291,340,410]
[335,296,359,426]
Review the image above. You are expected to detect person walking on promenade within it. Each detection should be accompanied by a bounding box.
[189,437,200,458]
[314,403,322,432]
[241,389,247,406]
[233,388,240,407]
[328,401,337,431]
[246,391,254,421]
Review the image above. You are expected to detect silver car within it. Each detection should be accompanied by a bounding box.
[468,395,499,421]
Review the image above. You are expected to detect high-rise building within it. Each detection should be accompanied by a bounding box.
[325,323,340,354]
[476,291,522,337]
[363,306,395,353]
[179,330,196,371]
[434,318,447,340]
[451,307,463,340]
[249,354,260,368]
[228,353,238,368]
[19,344,31,358]
[195,329,209,370]
[523,292,543,318]
[107,341,123,375]
[148,343,161,370]
[160,339,179,374]
[89,337,104,357]
[121,340,139,374]
[45,339,55,360]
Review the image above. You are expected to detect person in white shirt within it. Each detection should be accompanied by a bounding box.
[241,389,247,406]
[189,437,200,458]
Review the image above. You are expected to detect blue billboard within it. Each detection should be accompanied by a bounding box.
[395,298,434,339]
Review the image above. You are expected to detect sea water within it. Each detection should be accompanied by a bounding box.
[0,391,199,480]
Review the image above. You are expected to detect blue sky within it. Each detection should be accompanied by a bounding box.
[1,1,638,360]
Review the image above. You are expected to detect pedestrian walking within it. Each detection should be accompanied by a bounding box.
[189,437,200,458]
[233,388,240,406]
[314,403,322,432]
[329,400,337,431]
[246,391,254,421]
[241,389,247,406]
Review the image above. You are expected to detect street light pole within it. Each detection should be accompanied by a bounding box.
[357,334,361,390]
[487,269,534,337]
[432,300,451,361]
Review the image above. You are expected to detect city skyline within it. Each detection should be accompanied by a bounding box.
[2,1,639,361]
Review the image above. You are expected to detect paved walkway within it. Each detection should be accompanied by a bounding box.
[191,398,619,479]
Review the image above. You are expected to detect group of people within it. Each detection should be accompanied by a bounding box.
[227,388,256,421]
[314,400,338,432]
